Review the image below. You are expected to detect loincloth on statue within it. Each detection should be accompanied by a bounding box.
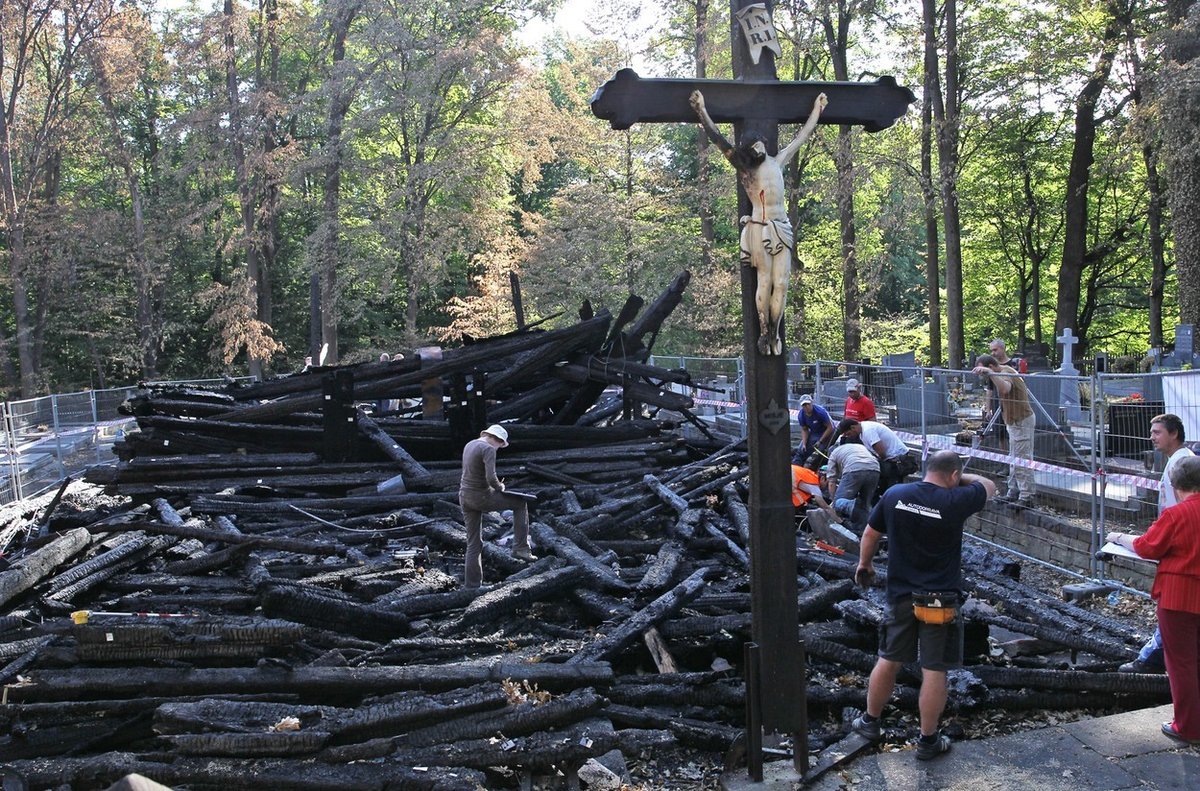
[739,217,794,270]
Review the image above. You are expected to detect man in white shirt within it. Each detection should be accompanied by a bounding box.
[1121,414,1195,673]
[834,419,917,500]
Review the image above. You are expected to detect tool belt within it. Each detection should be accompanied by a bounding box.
[887,453,919,479]
[911,592,959,625]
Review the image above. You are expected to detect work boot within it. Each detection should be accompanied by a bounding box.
[512,547,537,562]
[1119,659,1165,674]
[915,731,952,760]
[851,714,881,742]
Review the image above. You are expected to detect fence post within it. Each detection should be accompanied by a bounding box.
[1095,370,1107,581]
[90,389,101,464]
[919,367,928,469]
[51,394,68,478]
[737,356,747,438]
[3,401,21,502]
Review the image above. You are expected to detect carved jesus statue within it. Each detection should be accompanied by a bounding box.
[690,90,827,355]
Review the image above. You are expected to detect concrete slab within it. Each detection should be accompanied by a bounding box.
[801,727,1140,791]
[1116,749,1200,790]
[721,705,1200,791]
[719,759,800,790]
[1063,703,1175,757]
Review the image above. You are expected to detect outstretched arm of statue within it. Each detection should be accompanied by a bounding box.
[777,92,828,165]
[690,90,734,156]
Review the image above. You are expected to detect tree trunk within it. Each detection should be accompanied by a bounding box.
[93,55,160,379]
[223,0,265,380]
[1056,6,1122,350]
[926,0,965,369]
[0,101,37,395]
[257,0,282,336]
[921,55,942,368]
[1163,5,1200,324]
[694,0,715,281]
[835,126,860,360]
[821,8,859,360]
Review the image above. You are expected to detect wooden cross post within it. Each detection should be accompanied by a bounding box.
[591,1,914,747]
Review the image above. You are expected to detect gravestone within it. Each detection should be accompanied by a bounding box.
[1156,324,1199,371]
[881,351,920,381]
[893,378,955,429]
[821,379,851,412]
[1106,400,1163,457]
[1024,374,1065,430]
[1056,328,1084,421]
[1177,323,1194,358]
[786,349,814,397]
[1022,374,1080,460]
[1020,338,1052,372]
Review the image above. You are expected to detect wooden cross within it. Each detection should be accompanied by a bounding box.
[588,1,915,757]
[591,68,914,133]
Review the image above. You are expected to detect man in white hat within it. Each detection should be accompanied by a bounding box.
[844,379,877,422]
[459,425,535,588]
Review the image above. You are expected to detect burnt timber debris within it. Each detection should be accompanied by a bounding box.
[0,273,1169,789]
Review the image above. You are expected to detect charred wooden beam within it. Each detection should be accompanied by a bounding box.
[8,662,615,704]
[445,565,589,632]
[528,522,628,594]
[569,567,711,664]
[0,528,93,609]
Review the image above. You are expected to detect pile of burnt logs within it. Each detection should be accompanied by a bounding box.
[0,275,1171,790]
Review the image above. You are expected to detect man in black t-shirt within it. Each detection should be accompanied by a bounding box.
[851,450,994,760]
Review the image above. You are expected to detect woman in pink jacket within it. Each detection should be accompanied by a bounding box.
[1108,455,1200,743]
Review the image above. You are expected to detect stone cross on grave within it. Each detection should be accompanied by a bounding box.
[1056,328,1083,421]
[590,0,914,773]
[1056,327,1080,374]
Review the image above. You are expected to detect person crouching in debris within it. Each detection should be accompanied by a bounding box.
[792,463,842,527]
[458,425,535,588]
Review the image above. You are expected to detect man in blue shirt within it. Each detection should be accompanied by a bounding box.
[851,450,994,760]
[792,394,834,466]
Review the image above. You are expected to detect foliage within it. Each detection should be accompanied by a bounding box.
[0,0,1187,397]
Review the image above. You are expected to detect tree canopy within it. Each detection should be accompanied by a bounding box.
[0,0,1194,396]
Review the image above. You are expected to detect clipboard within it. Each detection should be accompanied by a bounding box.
[1099,541,1157,565]
[502,490,538,502]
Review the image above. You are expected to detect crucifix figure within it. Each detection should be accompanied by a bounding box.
[690,90,827,355]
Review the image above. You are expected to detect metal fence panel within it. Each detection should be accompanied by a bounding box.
[645,355,1197,594]
[7,365,1186,594]
[0,380,237,506]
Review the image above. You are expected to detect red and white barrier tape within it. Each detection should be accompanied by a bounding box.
[687,395,1161,491]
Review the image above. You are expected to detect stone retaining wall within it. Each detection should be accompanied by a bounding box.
[967,503,1155,592]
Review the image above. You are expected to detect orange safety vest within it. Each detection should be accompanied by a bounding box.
[792,465,822,508]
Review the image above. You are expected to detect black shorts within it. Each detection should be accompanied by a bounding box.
[878,595,964,671]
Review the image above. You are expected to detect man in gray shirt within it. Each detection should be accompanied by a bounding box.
[825,442,880,532]
[459,425,535,588]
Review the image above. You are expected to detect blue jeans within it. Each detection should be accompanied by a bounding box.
[1138,628,1164,669]
[833,469,879,531]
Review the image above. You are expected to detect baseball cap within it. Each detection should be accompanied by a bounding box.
[845,378,861,391]
[798,394,813,405]
[481,424,509,447]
